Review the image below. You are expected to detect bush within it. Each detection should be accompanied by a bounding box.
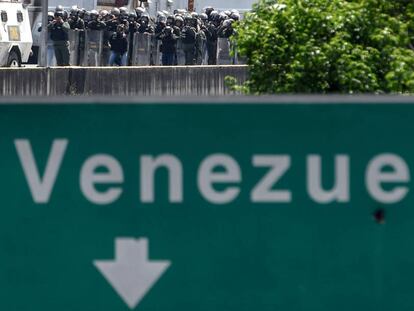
[232,0,414,94]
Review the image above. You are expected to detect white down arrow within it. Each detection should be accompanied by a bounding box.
[93,238,171,309]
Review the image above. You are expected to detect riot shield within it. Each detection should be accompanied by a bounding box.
[77,31,85,66]
[151,37,161,66]
[195,32,207,65]
[126,31,134,66]
[101,30,113,66]
[233,42,246,65]
[83,30,104,66]
[68,29,81,66]
[131,33,152,66]
[217,38,232,65]
[176,39,185,65]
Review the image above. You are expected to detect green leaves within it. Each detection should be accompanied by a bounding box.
[233,0,414,93]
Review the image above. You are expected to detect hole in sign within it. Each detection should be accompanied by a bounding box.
[373,208,386,224]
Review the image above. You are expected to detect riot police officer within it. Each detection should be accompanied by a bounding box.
[88,10,106,30]
[218,19,234,38]
[154,12,166,39]
[137,14,154,34]
[181,15,197,65]
[48,8,70,66]
[196,14,208,65]
[174,15,184,31]
[166,15,180,36]
[68,6,85,30]
[116,9,129,33]
[205,11,219,65]
[106,8,120,32]
[135,6,146,20]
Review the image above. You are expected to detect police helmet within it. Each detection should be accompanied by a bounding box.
[128,11,137,20]
[135,6,146,17]
[83,11,91,22]
[78,8,86,18]
[100,9,109,17]
[62,10,68,20]
[219,12,228,21]
[175,15,184,27]
[90,9,98,17]
[203,6,214,16]
[183,14,191,26]
[48,11,54,21]
[111,7,120,16]
[157,13,167,23]
[230,12,240,21]
[140,14,149,23]
[199,13,208,21]
[209,10,219,21]
[166,14,175,25]
[222,19,233,28]
[70,6,79,16]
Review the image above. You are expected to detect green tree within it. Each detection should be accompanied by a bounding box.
[230,0,414,93]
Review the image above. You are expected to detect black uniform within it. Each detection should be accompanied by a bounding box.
[205,22,218,65]
[48,18,70,66]
[105,17,119,32]
[88,20,106,30]
[218,24,234,38]
[137,23,154,34]
[68,17,85,30]
[154,22,165,39]
[181,25,197,65]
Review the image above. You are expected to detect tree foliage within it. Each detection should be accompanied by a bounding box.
[231,0,414,93]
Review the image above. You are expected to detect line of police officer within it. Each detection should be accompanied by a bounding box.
[47,5,240,66]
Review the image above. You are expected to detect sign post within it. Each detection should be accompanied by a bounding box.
[39,0,48,67]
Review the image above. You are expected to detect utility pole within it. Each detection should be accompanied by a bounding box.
[39,0,48,67]
[187,0,194,11]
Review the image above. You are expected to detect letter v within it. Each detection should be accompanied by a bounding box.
[15,139,68,203]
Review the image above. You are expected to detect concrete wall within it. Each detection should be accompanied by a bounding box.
[0,65,247,96]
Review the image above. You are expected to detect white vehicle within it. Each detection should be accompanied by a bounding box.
[0,0,32,66]
[28,0,95,63]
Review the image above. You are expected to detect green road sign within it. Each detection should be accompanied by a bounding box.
[1,99,414,311]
